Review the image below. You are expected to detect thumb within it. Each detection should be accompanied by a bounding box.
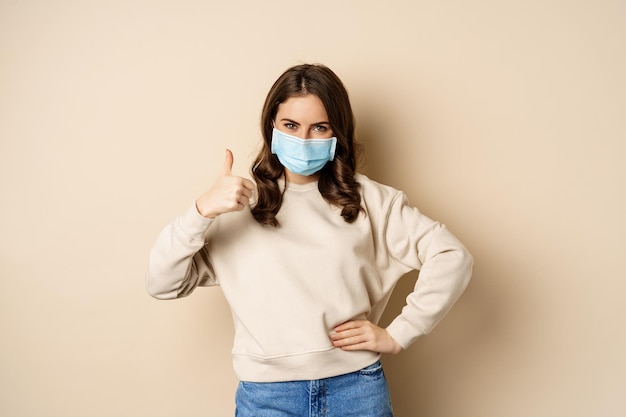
[221,149,234,176]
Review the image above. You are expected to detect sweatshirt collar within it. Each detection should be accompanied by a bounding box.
[278,178,319,192]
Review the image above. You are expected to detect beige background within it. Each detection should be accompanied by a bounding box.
[1,1,624,416]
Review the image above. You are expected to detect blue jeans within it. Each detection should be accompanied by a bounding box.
[235,361,393,417]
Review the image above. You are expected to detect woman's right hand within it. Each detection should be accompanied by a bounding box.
[195,149,256,219]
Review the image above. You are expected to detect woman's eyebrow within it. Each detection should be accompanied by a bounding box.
[279,118,330,126]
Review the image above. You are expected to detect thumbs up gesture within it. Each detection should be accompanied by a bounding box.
[195,149,256,219]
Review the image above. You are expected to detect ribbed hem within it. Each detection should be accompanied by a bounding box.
[232,348,380,382]
[177,203,214,243]
[386,316,426,350]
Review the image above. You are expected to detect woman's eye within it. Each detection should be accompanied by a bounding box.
[285,123,296,129]
[313,125,327,132]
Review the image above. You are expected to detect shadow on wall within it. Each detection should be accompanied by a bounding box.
[378,258,520,416]
[368,206,516,415]
[356,104,507,416]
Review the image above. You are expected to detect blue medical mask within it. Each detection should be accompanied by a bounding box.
[271,128,337,176]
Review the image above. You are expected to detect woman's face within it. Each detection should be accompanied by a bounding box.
[273,94,334,184]
[274,94,334,140]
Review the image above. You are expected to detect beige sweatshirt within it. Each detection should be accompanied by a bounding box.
[146,174,473,382]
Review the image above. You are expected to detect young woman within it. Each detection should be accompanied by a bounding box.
[146,64,473,416]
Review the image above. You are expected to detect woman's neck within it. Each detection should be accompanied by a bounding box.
[284,169,320,185]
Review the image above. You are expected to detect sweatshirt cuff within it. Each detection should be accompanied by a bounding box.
[386,316,427,350]
[177,203,215,243]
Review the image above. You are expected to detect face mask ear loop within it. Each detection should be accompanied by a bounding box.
[271,127,277,154]
[329,137,337,161]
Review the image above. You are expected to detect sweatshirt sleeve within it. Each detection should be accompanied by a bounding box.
[383,192,474,349]
[145,204,218,300]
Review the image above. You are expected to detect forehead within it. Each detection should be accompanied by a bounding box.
[276,94,328,122]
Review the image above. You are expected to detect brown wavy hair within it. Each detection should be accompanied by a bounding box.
[250,64,363,227]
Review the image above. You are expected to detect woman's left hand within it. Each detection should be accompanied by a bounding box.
[330,320,402,354]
